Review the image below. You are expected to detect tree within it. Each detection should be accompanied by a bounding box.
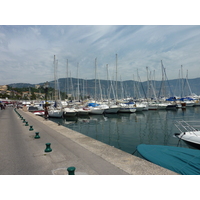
[30,91,36,100]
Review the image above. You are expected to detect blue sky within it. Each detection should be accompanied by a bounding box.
[1,2,200,85]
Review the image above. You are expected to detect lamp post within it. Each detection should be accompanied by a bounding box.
[43,81,49,119]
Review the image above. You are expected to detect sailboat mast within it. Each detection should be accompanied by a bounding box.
[181,65,184,97]
[146,66,149,99]
[116,54,118,100]
[95,58,97,102]
[54,55,58,101]
[65,59,68,99]
[77,62,79,101]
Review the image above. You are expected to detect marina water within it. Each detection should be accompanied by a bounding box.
[49,107,200,156]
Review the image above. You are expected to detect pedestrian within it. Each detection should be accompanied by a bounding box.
[44,104,48,119]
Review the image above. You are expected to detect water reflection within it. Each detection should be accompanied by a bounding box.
[49,107,200,155]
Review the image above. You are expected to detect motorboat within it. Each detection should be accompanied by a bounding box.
[174,120,200,146]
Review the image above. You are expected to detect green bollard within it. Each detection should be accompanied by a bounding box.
[23,119,26,123]
[29,125,34,131]
[67,167,76,175]
[34,132,40,139]
[44,143,52,152]
[25,121,29,126]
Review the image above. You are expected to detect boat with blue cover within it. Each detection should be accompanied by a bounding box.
[137,144,200,175]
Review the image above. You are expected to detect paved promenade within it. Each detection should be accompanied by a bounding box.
[0,107,177,175]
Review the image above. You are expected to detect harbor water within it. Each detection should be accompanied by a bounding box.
[49,107,200,156]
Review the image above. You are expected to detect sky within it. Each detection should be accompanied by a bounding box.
[1,1,200,85]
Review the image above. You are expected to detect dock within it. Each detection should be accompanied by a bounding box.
[0,107,177,175]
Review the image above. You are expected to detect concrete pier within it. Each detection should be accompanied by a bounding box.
[0,107,177,175]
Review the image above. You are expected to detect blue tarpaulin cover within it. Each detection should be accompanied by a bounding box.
[137,144,200,175]
[166,97,176,101]
[88,103,100,107]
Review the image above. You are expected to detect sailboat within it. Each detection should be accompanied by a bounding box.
[48,55,63,118]
[88,58,105,115]
[104,64,120,114]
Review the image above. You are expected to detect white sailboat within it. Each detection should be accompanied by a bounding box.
[89,106,105,115]
[89,58,105,115]
[75,106,90,115]
[135,102,146,112]
[48,55,63,118]
[118,101,136,113]
[63,107,77,117]
[104,64,120,114]
[104,104,120,114]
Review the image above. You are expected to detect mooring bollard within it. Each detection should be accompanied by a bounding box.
[44,143,52,152]
[29,125,34,131]
[25,121,29,126]
[67,167,76,175]
[34,132,40,139]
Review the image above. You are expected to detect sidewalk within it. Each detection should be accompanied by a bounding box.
[0,107,177,175]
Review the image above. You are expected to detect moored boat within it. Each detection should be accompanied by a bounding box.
[174,120,200,147]
[104,104,120,114]
[63,107,77,117]
[118,103,136,113]
[28,106,44,116]
[137,144,200,175]
[48,107,63,118]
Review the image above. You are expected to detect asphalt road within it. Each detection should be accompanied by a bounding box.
[0,107,129,175]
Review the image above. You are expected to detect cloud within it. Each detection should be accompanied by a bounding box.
[0,25,200,85]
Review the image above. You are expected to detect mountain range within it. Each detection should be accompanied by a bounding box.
[8,77,200,99]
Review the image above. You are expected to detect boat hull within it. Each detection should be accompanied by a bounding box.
[104,107,120,114]
[174,131,200,145]
[63,112,77,117]
[89,108,104,115]
[48,109,63,118]
[118,107,136,113]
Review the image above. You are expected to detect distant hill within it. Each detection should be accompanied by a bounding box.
[8,83,35,88]
[8,77,200,99]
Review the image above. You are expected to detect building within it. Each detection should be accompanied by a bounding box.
[0,85,8,92]
[35,85,41,89]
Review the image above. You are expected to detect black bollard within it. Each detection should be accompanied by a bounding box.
[29,125,34,131]
[44,143,52,152]
[25,121,29,126]
[67,167,76,175]
[34,132,40,139]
